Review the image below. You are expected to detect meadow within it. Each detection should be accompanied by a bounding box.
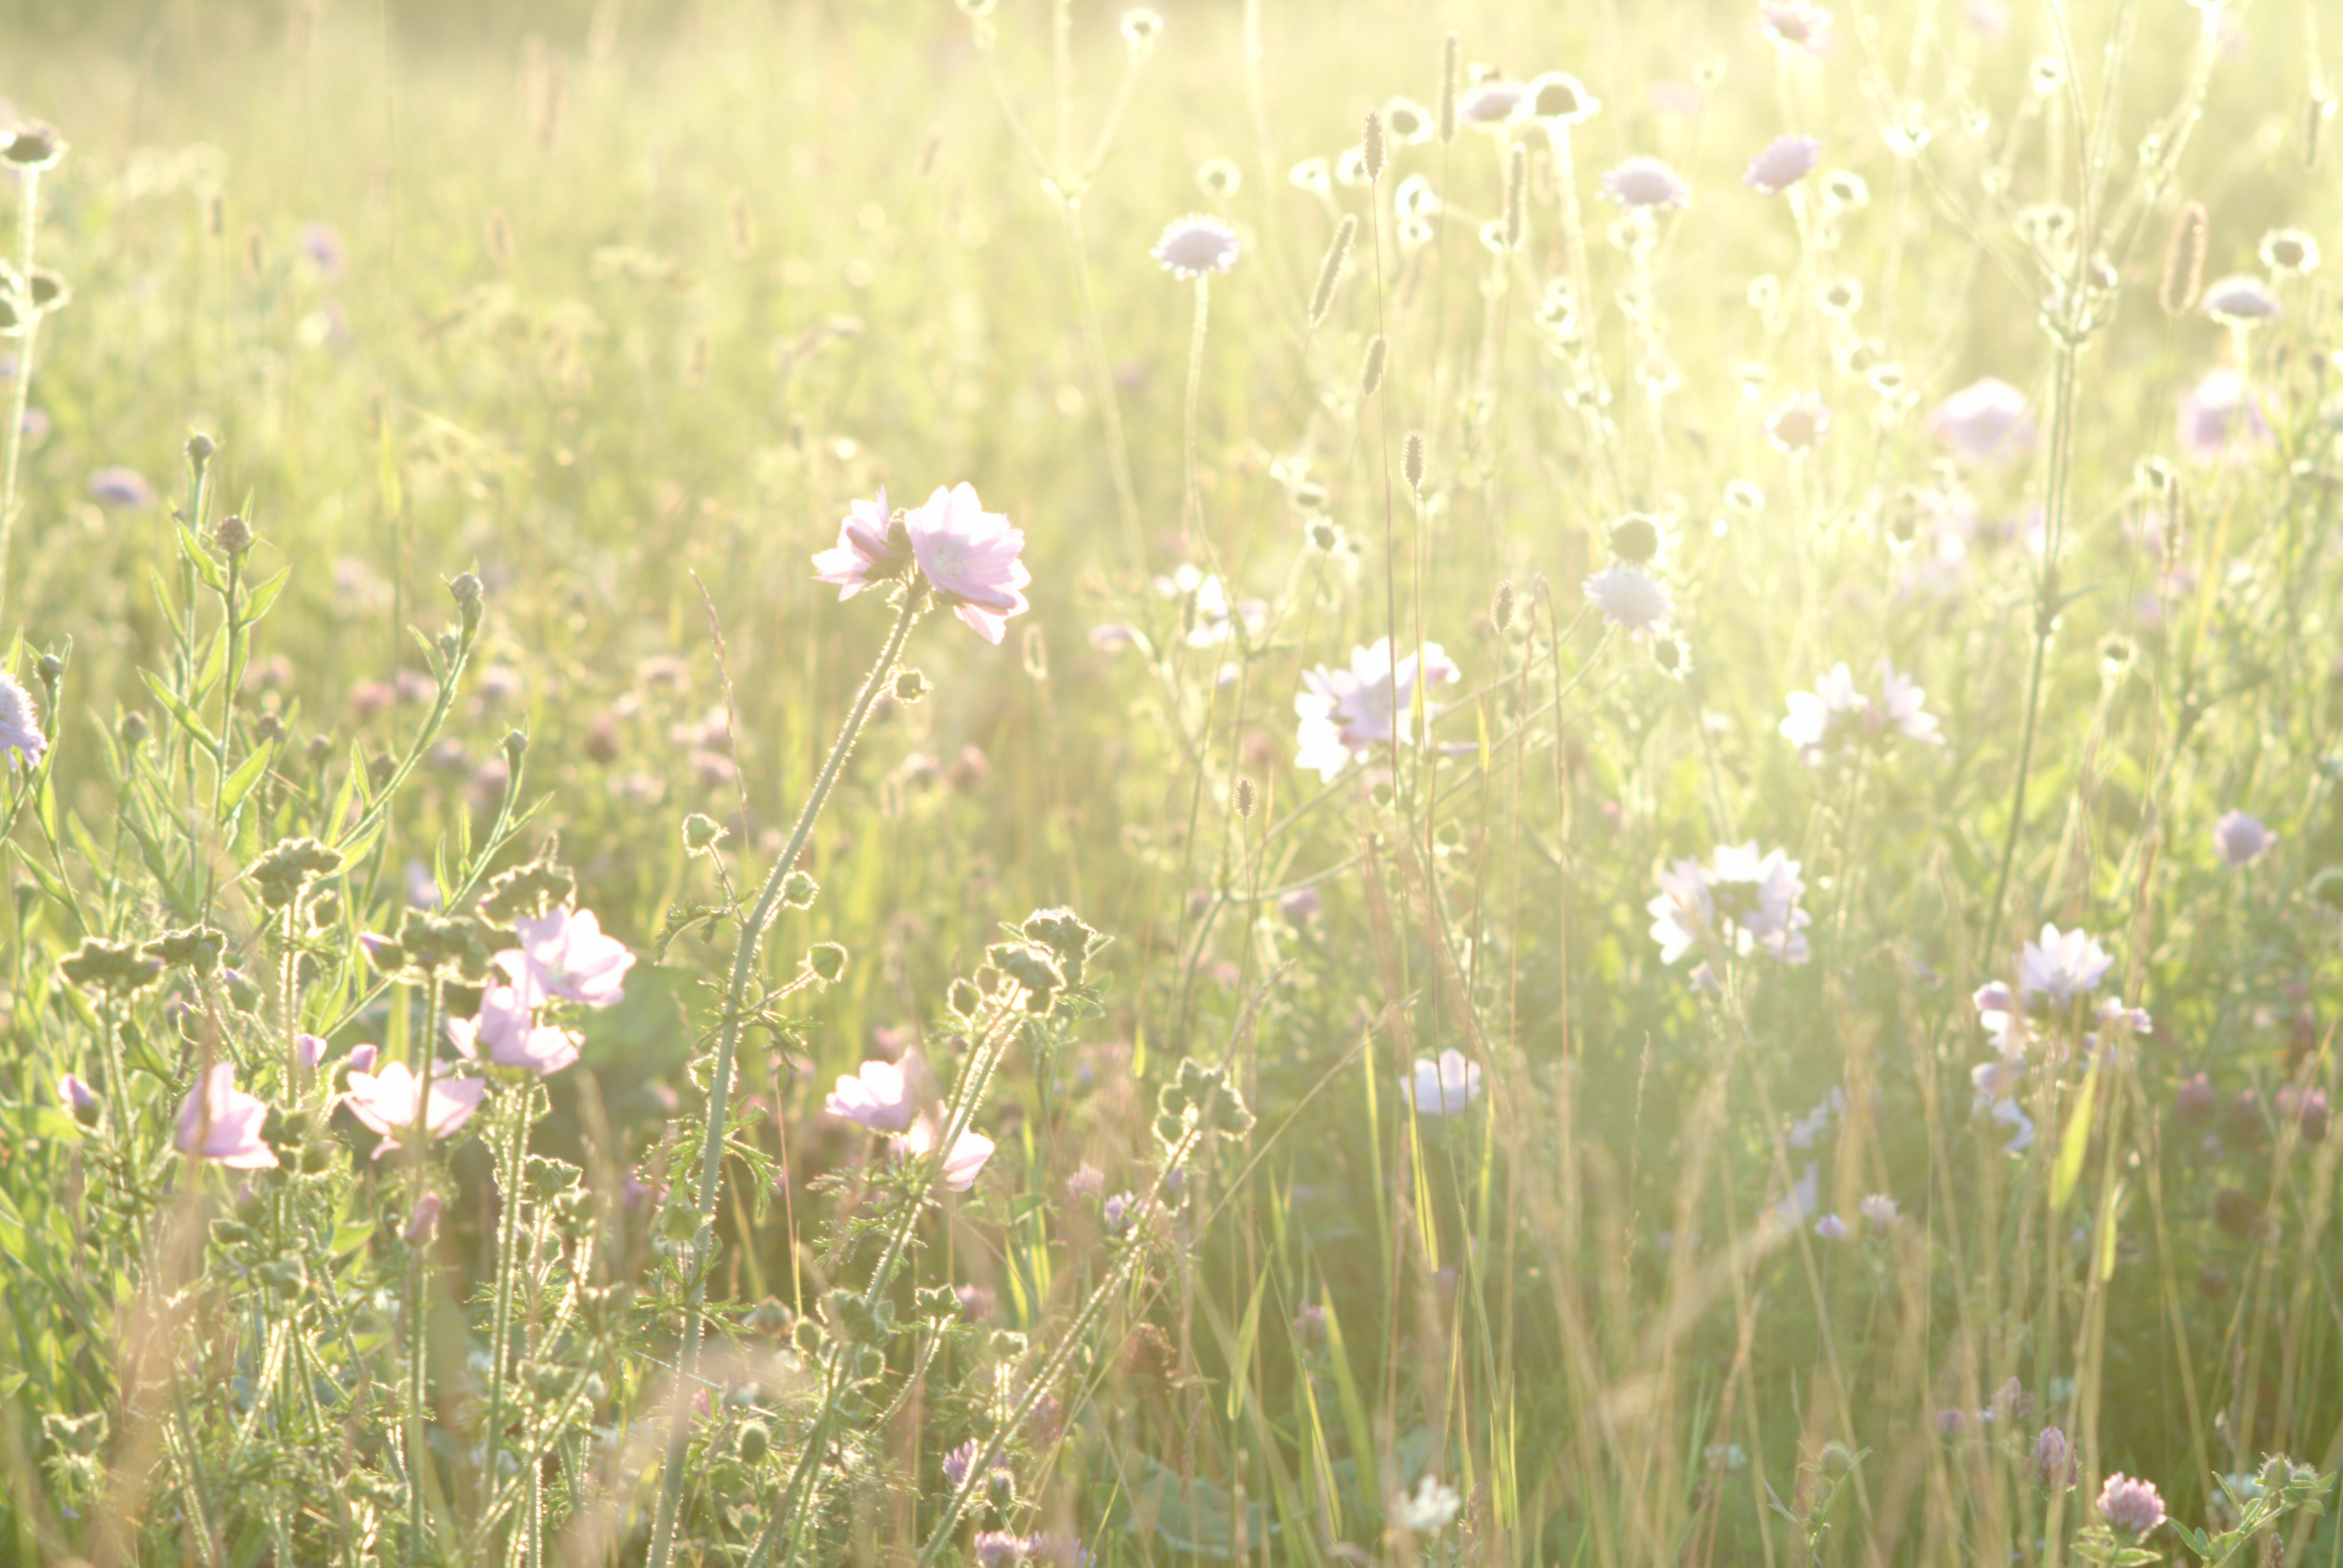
[1,0,2340,1564]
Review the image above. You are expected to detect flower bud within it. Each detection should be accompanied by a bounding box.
[36,651,64,684]
[438,631,460,663]
[893,668,930,703]
[120,711,149,747]
[503,729,529,769]
[682,813,724,853]
[214,515,252,555]
[3,123,64,170]
[781,870,819,909]
[403,1191,443,1248]
[805,941,848,983]
[450,571,484,611]
[186,432,217,470]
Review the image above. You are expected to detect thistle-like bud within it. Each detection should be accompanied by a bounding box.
[804,942,849,984]
[1360,109,1386,184]
[1491,579,1516,633]
[307,734,333,767]
[1309,214,1358,330]
[1437,33,1461,145]
[1402,430,1426,494]
[36,651,64,684]
[894,668,930,703]
[503,729,528,769]
[120,711,150,748]
[214,515,252,556]
[1232,776,1257,820]
[2159,202,2208,317]
[186,432,217,471]
[1360,334,1388,398]
[781,870,819,909]
[682,813,724,853]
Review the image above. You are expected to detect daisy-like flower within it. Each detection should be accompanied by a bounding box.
[940,1439,1013,1493]
[2097,1473,2166,1536]
[896,1117,994,1192]
[2213,809,2276,867]
[1927,377,2034,464]
[88,465,157,509]
[1743,134,1822,194]
[904,482,1032,643]
[1402,1048,1483,1115]
[1583,565,1674,637]
[1181,573,1267,649]
[446,987,582,1075]
[826,1057,919,1131]
[1764,391,1830,453]
[1457,79,1528,129]
[2019,923,2112,1001]
[1152,214,1240,280]
[1878,664,1944,745]
[2177,368,2270,462]
[2202,275,2280,326]
[342,1061,487,1158]
[0,669,45,770]
[1761,0,1834,53]
[172,1064,277,1169]
[2258,228,2320,276]
[1601,155,1691,210]
[496,906,635,1009]
[1293,637,1461,781]
[1334,149,1371,188]
[811,488,911,598]
[1518,72,1600,127]
[1650,843,1812,965]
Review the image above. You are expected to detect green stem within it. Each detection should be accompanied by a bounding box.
[484,1080,532,1535]
[406,974,443,1568]
[645,587,925,1568]
[0,168,42,618]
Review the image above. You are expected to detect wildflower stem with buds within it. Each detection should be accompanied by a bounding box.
[646,585,927,1568]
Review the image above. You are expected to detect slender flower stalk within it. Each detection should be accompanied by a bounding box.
[646,586,927,1568]
[482,1081,536,1533]
[0,157,50,618]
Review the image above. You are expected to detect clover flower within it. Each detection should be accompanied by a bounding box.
[1395,1473,1463,1533]
[1583,565,1674,637]
[2097,1473,2166,1536]
[0,670,45,770]
[1152,214,1240,280]
[903,483,1031,643]
[497,906,634,1009]
[342,1061,486,1158]
[1927,377,2034,464]
[941,1439,1012,1493]
[1293,637,1460,781]
[2214,809,2275,867]
[1601,155,1691,209]
[1743,134,1821,194]
[176,1064,278,1169]
[1860,1193,1900,1229]
[826,1057,919,1132]
[1402,1049,1483,1115]
[1814,1212,1850,1241]
[972,1532,1025,1568]
[2034,1427,2079,1488]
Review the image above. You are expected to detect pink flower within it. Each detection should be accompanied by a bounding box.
[404,1191,443,1246]
[495,906,634,1009]
[1293,638,1461,781]
[811,487,911,599]
[2033,1426,2078,1488]
[59,1072,100,1119]
[1743,135,1822,194]
[2213,809,2275,867]
[176,1064,278,1169]
[2096,1473,2166,1536]
[904,483,1031,643]
[295,1033,330,1071]
[1927,377,2034,464]
[347,1044,379,1075]
[1761,0,1834,53]
[826,1057,919,1131]
[446,987,582,1075]
[2178,368,2270,462]
[2019,923,2112,1000]
[1860,1193,1900,1229]
[1402,1049,1484,1115]
[342,1061,486,1158]
[896,1117,994,1191]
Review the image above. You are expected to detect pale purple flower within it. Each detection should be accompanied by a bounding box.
[495,906,634,1009]
[1743,135,1822,194]
[2202,274,2280,325]
[1973,981,2021,1042]
[1814,1212,1850,1241]
[404,1191,443,1246]
[342,1061,486,1158]
[175,1063,278,1169]
[897,1117,994,1191]
[89,466,157,509]
[1992,1096,2036,1152]
[446,988,582,1075]
[1457,80,1528,128]
[1027,1531,1092,1567]
[1780,662,1864,762]
[1519,72,1600,126]
[972,1533,1025,1568]
[2097,1473,2166,1536]
[1279,886,1322,923]
[1067,1163,1105,1200]
[810,487,909,599]
[59,1072,99,1118]
[1711,841,1812,962]
[2033,1426,2078,1488]
[1601,155,1691,210]
[2214,810,2275,867]
[1582,565,1674,637]
[1088,622,1142,652]
[826,1057,919,1132]
[942,1439,1011,1492]
[1786,1087,1844,1149]
[297,220,348,280]
[1765,391,1830,453]
[1927,377,2034,464]
[1402,1048,1483,1115]
[295,1033,329,1071]
[2178,368,2270,461]
[0,671,45,769]
[1860,1193,1900,1229]
[904,482,1032,644]
[2020,924,2112,1000]
[1769,1160,1821,1231]
[1647,858,1715,963]
[1761,0,1835,53]
[1293,638,1461,781]
[1152,214,1240,280]
[1879,665,1943,747]
[347,1043,379,1075]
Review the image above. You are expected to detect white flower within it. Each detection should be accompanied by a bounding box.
[1402,1049,1483,1116]
[1649,843,1811,965]
[1878,663,1943,746]
[0,671,45,770]
[1395,1473,1463,1533]
[1859,1193,1900,1229]
[1780,661,1940,763]
[1815,1212,1850,1241]
[1769,1159,1821,1230]
[1293,638,1461,782]
[1182,573,1266,649]
[2019,924,2112,1001]
[1780,663,1864,760]
[1646,857,1715,964]
[1583,565,1674,637]
[1927,377,2034,464]
[1152,214,1241,280]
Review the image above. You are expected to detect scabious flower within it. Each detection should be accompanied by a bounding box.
[1026,1531,1092,1567]
[2020,924,2113,1001]
[897,1117,994,1191]
[826,1057,919,1132]
[1764,391,1830,453]
[446,987,582,1075]
[1402,1049,1483,1115]
[342,1061,486,1158]
[972,1532,1025,1568]
[0,670,45,770]
[1780,661,1942,763]
[1152,214,1240,280]
[2178,368,2270,462]
[1761,0,1834,53]
[2214,809,2276,867]
[1814,1212,1850,1241]
[2201,274,2280,326]
[1395,1473,1463,1533]
[1601,155,1691,210]
[176,1064,278,1169]
[88,466,157,509]
[904,483,1031,644]
[1927,377,2034,464]
[1457,79,1528,129]
[1743,135,1822,194]
[1293,638,1460,781]
[2097,1473,2166,1536]
[1518,72,1600,128]
[941,1439,1012,1493]
[495,906,635,1009]
[1648,843,1812,966]
[811,487,909,598]
[1583,565,1674,637]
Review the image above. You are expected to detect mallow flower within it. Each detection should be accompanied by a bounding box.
[495,906,634,1009]
[826,1057,919,1132]
[905,483,1031,644]
[1402,1049,1483,1115]
[176,1063,278,1169]
[342,1061,486,1158]
[896,1117,994,1191]
[1294,638,1460,781]
[446,987,582,1075]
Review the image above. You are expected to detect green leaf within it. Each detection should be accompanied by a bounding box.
[241,565,292,626]
[138,668,219,752]
[216,743,274,820]
[2051,1060,2097,1212]
[176,518,225,591]
[1224,1267,1271,1421]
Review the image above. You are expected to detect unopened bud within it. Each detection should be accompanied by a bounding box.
[502,729,528,768]
[36,651,64,683]
[438,631,460,662]
[805,941,848,983]
[683,813,724,852]
[120,711,150,747]
[186,432,217,470]
[893,668,930,703]
[449,571,484,609]
[255,712,285,743]
[307,734,333,767]
[781,870,819,909]
[403,1191,443,1248]
[213,515,252,555]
